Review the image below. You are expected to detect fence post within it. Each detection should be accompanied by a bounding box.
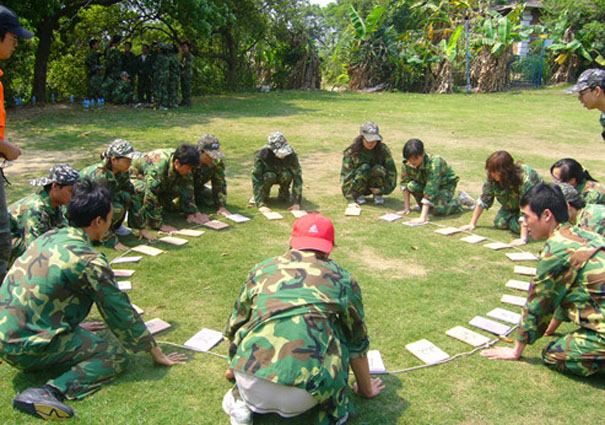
[465,19,470,92]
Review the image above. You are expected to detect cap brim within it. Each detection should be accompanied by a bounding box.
[362,133,382,142]
[274,147,293,157]
[123,150,139,159]
[206,150,225,160]
[290,236,333,254]
[12,26,34,39]
[564,84,584,94]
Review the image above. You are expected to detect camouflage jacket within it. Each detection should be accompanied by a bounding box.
[181,52,193,79]
[169,54,180,80]
[192,159,227,207]
[111,79,134,104]
[153,54,169,83]
[400,152,459,201]
[576,179,605,205]
[105,47,122,79]
[84,50,101,77]
[0,227,156,355]
[518,224,605,345]
[9,189,68,261]
[576,204,605,236]
[340,143,397,196]
[225,249,369,424]
[130,149,198,229]
[478,164,543,213]
[251,149,303,207]
[88,74,104,98]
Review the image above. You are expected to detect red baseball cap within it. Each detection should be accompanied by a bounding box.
[290,213,334,254]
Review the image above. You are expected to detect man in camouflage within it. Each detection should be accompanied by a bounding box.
[192,134,230,215]
[88,65,104,101]
[223,213,385,425]
[8,164,79,273]
[399,138,473,223]
[556,182,605,236]
[564,68,605,142]
[130,143,208,231]
[111,71,134,105]
[84,39,102,99]
[251,131,303,212]
[340,121,397,205]
[153,43,170,109]
[179,42,193,106]
[482,183,605,377]
[0,179,186,421]
[104,35,122,81]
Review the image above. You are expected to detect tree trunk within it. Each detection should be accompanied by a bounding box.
[470,46,510,92]
[221,28,238,91]
[31,18,56,102]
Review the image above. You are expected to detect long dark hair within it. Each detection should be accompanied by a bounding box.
[485,151,522,188]
[344,135,384,160]
[550,158,597,184]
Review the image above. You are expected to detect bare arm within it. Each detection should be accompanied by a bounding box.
[350,356,385,398]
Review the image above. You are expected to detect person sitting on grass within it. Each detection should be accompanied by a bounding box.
[251,131,303,213]
[481,183,605,377]
[556,182,604,236]
[564,68,605,142]
[223,213,385,425]
[398,138,474,223]
[460,151,543,246]
[0,179,186,421]
[80,139,156,250]
[340,121,397,206]
[550,158,605,205]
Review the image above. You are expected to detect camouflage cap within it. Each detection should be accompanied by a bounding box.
[564,68,605,94]
[360,121,382,142]
[556,182,583,205]
[120,71,129,79]
[104,139,138,159]
[266,131,293,157]
[197,134,225,160]
[30,164,80,186]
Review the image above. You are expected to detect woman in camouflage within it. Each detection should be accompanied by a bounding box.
[550,158,605,205]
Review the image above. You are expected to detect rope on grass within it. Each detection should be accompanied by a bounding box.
[157,341,228,359]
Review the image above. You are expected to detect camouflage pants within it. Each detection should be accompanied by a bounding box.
[100,196,145,248]
[194,185,218,207]
[181,75,191,105]
[407,180,463,216]
[0,326,130,400]
[542,328,605,377]
[494,208,521,234]
[0,178,11,284]
[168,76,179,107]
[154,76,169,107]
[341,164,388,199]
[260,171,293,202]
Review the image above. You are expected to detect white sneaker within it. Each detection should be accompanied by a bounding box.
[115,224,132,236]
[458,191,475,208]
[355,195,366,205]
[222,389,253,425]
[374,194,384,205]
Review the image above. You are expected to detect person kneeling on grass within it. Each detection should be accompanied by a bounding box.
[398,138,474,223]
[223,213,384,425]
[0,179,186,421]
[556,182,605,236]
[481,183,605,377]
[460,150,543,246]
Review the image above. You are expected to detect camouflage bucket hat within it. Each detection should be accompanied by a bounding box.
[197,134,225,160]
[556,182,583,205]
[30,164,80,186]
[564,68,605,94]
[266,131,293,157]
[105,139,138,159]
[360,121,382,142]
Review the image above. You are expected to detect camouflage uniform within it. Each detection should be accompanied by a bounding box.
[576,204,605,236]
[168,50,180,107]
[0,226,156,399]
[104,46,122,81]
[130,149,198,229]
[88,69,104,100]
[251,133,303,207]
[400,152,462,215]
[180,51,193,106]
[478,164,543,234]
[193,134,227,207]
[575,179,605,205]
[564,69,605,142]
[101,76,114,102]
[111,75,134,104]
[225,249,369,425]
[340,143,397,200]
[153,51,169,107]
[517,224,605,376]
[84,49,101,98]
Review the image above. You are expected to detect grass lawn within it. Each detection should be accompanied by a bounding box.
[1,86,604,425]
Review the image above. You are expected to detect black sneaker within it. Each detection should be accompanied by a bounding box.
[13,386,74,421]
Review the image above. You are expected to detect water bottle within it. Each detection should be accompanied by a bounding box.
[69,94,74,103]
[98,98,104,110]
[83,98,89,111]
[31,95,36,105]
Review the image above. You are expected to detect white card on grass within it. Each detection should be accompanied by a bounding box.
[505,279,531,291]
[203,220,230,230]
[367,350,387,374]
[446,326,491,347]
[345,206,361,216]
[226,214,251,223]
[174,229,205,237]
[132,244,165,256]
[469,316,511,335]
[501,294,527,307]
[506,252,538,261]
[514,265,537,276]
[131,304,144,315]
[484,242,512,250]
[379,213,402,222]
[405,339,449,364]
[402,220,428,227]
[117,281,132,291]
[159,236,189,246]
[184,328,224,352]
[113,269,135,277]
[487,308,521,324]
[263,211,284,220]
[460,234,487,244]
[145,318,171,335]
[291,210,308,218]
[434,227,461,235]
[111,256,143,264]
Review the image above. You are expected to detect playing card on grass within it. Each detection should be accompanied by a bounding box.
[158,236,188,246]
[484,242,512,250]
[501,294,527,307]
[184,329,224,352]
[174,229,204,237]
[514,265,537,276]
[405,339,449,364]
[117,281,132,291]
[379,213,402,222]
[460,234,487,244]
[263,211,284,220]
[487,308,521,324]
[367,350,387,374]
[469,316,511,335]
[111,256,143,264]
[434,227,461,235]
[506,252,538,261]
[112,269,135,278]
[203,220,229,230]
[446,326,491,347]
[505,279,531,291]
[132,245,165,256]
[291,210,308,218]
[145,318,171,335]
[226,214,251,223]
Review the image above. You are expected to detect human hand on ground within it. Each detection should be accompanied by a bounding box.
[288,204,300,211]
[459,224,476,232]
[114,242,128,251]
[353,377,385,398]
[159,224,178,233]
[139,229,157,241]
[259,206,272,213]
[480,347,520,361]
[217,207,231,216]
[187,212,210,224]
[509,238,527,247]
[151,347,188,366]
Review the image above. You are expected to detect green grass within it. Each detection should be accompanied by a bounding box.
[1,87,604,425]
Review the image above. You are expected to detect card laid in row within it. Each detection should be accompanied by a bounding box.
[111,256,143,264]
[501,294,527,307]
[145,318,171,335]
[132,244,165,256]
[402,220,428,227]
[405,339,450,364]
[112,269,135,278]
[367,350,387,374]
[434,227,461,236]
[460,234,487,244]
[345,204,361,216]
[174,228,205,237]
[263,211,284,220]
[505,279,531,291]
[184,328,224,352]
[446,326,491,347]
[379,213,402,222]
[117,280,132,291]
[506,252,538,262]
[159,236,188,246]
[204,220,229,230]
[514,265,537,276]
[469,316,511,336]
[487,307,521,324]
[226,213,251,223]
[484,242,512,250]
